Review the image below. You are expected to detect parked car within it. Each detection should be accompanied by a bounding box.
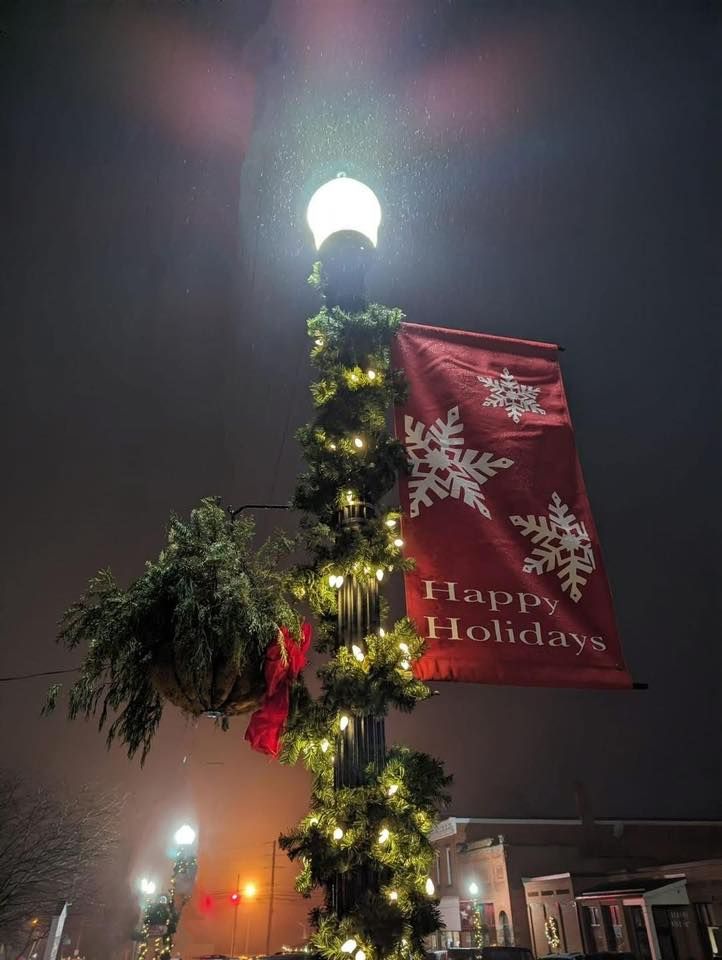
[482,947,535,960]
[537,954,586,960]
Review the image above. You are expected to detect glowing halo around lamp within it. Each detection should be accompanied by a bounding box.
[306,175,382,250]
[140,877,157,896]
[173,824,196,846]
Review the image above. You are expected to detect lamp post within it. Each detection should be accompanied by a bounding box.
[468,882,483,949]
[307,174,385,917]
[243,883,257,956]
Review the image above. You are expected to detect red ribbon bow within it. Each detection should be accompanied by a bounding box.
[245,623,312,758]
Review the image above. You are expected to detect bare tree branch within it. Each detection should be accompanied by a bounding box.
[0,772,125,953]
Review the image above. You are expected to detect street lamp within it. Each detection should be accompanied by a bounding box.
[305,176,386,919]
[139,878,157,897]
[306,174,382,312]
[173,824,196,847]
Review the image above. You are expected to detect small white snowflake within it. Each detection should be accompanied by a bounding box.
[404,406,514,518]
[477,367,546,423]
[509,493,596,603]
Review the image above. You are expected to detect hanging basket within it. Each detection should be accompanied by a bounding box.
[149,642,265,717]
[46,498,297,761]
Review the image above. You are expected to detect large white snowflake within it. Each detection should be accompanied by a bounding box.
[510,493,596,603]
[404,406,514,518]
[477,367,546,423]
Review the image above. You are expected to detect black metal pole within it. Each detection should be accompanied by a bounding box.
[320,233,386,919]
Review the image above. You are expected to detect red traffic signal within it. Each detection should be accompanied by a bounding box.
[230,892,240,905]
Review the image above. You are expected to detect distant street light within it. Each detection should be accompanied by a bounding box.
[139,877,156,896]
[173,824,196,846]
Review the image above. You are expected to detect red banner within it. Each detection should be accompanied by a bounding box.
[393,322,631,689]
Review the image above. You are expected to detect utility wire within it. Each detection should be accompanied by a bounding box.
[0,667,78,683]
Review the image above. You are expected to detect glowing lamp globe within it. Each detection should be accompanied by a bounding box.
[174,824,196,846]
[306,175,381,251]
[469,882,479,897]
[140,877,157,896]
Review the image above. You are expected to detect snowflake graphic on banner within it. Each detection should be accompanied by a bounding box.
[510,493,596,602]
[477,367,546,423]
[404,406,514,518]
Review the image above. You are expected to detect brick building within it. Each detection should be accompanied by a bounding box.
[427,816,722,953]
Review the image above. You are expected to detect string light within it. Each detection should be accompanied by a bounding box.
[346,490,354,503]
[340,941,357,955]
[399,642,409,655]
[339,714,349,731]
[352,644,365,662]
[379,627,385,637]
[333,827,344,841]
[389,890,398,901]
[329,442,337,450]
[385,518,396,528]
[353,436,364,449]
[387,783,399,796]
[400,659,410,670]
[320,739,330,753]
[425,877,436,896]
[315,338,324,347]
[378,827,390,844]
[375,569,384,581]
[355,951,366,960]
[350,372,359,382]
[367,369,376,380]
[393,538,404,548]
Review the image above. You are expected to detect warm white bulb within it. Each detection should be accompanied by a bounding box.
[378,827,390,844]
[400,659,410,670]
[328,574,336,587]
[379,628,386,637]
[393,538,404,548]
[353,436,364,449]
[425,877,435,896]
[173,824,196,846]
[355,951,366,960]
[367,370,376,380]
[387,783,399,796]
[385,518,396,528]
[306,176,382,250]
[399,642,409,655]
[315,338,324,347]
[320,739,330,753]
[339,715,350,731]
[389,890,398,901]
[340,940,356,955]
[329,442,337,451]
[333,827,344,841]
[375,569,384,581]
[352,644,365,662]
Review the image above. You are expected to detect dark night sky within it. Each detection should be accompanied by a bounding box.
[1,0,721,956]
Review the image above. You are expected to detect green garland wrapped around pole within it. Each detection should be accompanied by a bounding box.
[279,175,451,960]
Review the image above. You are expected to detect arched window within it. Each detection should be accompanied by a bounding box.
[499,911,512,947]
